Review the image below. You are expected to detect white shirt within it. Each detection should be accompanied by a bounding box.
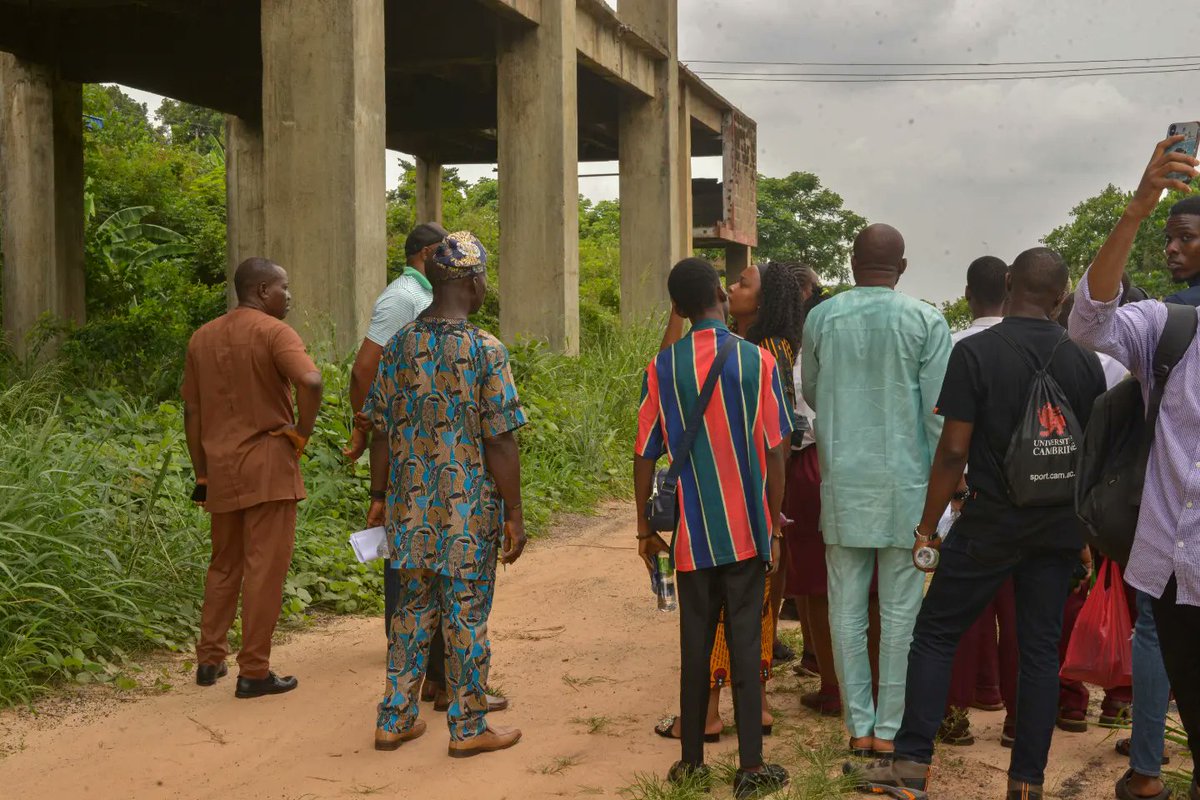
[951,316,1004,344]
[792,355,817,449]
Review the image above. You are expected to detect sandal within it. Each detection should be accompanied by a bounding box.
[849,737,874,757]
[1114,768,1172,800]
[654,716,720,743]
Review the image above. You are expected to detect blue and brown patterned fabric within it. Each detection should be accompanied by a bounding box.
[377,571,494,739]
[431,231,488,278]
[364,317,525,581]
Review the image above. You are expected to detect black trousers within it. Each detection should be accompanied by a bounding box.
[893,534,1075,786]
[677,556,766,769]
[385,564,444,684]
[1151,575,1200,774]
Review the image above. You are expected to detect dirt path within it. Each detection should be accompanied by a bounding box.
[0,502,1182,799]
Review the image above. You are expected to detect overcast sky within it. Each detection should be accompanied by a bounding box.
[124,0,1200,303]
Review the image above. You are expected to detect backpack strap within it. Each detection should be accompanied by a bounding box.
[664,335,740,483]
[989,327,1070,376]
[1130,303,1198,490]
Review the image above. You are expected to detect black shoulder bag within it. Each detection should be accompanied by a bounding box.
[645,337,739,532]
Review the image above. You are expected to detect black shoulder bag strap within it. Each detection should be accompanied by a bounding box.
[989,327,1070,377]
[665,336,740,484]
[1136,304,1199,485]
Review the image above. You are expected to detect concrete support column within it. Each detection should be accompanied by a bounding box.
[0,54,84,354]
[415,157,443,225]
[497,0,579,355]
[260,0,387,356]
[618,0,682,327]
[676,83,693,260]
[725,244,751,285]
[224,115,266,309]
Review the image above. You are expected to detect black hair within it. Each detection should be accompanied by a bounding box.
[744,261,805,352]
[405,222,448,256]
[966,255,1008,308]
[233,257,281,301]
[1169,196,1200,218]
[667,257,722,318]
[1010,247,1069,301]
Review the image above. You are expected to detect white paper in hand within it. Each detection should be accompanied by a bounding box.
[349,526,388,564]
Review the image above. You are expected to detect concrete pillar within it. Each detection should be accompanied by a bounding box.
[259,0,387,356]
[496,0,580,355]
[0,54,84,354]
[224,115,266,310]
[725,244,751,285]
[618,0,682,327]
[676,83,693,259]
[415,157,443,225]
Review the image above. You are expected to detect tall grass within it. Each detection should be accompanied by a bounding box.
[0,323,659,706]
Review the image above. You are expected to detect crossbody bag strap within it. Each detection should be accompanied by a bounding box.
[664,336,740,482]
[1135,304,1199,488]
[989,327,1069,376]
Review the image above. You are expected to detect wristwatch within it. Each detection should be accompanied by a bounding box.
[370,489,386,501]
[951,489,970,502]
[913,525,934,541]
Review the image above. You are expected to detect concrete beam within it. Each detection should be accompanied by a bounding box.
[259,0,388,356]
[415,157,443,226]
[575,0,662,99]
[725,244,751,286]
[225,114,266,310]
[618,0,682,326]
[0,54,84,355]
[497,0,580,355]
[476,0,540,24]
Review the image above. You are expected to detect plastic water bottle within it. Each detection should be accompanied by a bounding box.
[914,545,940,572]
[656,553,678,612]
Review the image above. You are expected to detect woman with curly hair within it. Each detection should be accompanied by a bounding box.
[654,260,805,742]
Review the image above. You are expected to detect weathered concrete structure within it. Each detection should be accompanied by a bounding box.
[0,0,756,356]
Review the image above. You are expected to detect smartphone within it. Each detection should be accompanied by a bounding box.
[1167,122,1200,183]
[191,483,208,503]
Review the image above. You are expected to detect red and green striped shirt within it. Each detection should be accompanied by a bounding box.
[635,320,793,572]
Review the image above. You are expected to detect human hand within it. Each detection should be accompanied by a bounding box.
[367,498,386,528]
[1075,546,1094,592]
[343,427,368,461]
[501,518,527,565]
[270,424,309,457]
[638,533,670,574]
[912,529,941,574]
[353,411,373,432]
[1129,135,1198,219]
[767,536,783,576]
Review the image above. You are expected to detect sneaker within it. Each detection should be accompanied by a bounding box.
[733,764,789,799]
[843,758,930,791]
[1006,779,1042,799]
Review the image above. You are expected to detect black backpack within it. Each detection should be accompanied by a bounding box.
[991,329,1085,507]
[1075,304,1198,565]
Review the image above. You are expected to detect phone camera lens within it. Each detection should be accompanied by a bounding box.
[1170,125,1177,135]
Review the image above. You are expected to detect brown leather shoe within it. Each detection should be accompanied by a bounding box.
[434,690,509,713]
[374,719,427,751]
[447,725,522,758]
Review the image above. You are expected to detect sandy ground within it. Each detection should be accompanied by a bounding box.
[0,501,1189,800]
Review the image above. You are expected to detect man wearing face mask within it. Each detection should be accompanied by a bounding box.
[183,257,324,699]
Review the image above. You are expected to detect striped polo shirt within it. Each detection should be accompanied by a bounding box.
[636,320,793,572]
[365,268,434,346]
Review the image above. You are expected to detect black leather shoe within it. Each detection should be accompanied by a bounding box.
[196,663,228,686]
[734,764,790,800]
[666,761,711,790]
[235,672,298,698]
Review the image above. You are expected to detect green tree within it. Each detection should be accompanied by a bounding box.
[756,172,867,282]
[1042,183,1189,299]
[940,297,971,332]
[156,98,225,153]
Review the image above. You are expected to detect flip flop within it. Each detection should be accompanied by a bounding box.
[654,716,720,743]
[1115,738,1170,765]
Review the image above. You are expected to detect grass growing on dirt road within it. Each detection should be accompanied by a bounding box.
[0,322,659,707]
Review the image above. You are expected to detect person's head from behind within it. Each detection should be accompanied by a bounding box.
[1165,196,1200,283]
[427,230,488,314]
[851,223,907,288]
[668,257,726,323]
[1007,247,1069,319]
[727,260,805,348]
[234,257,291,319]
[405,222,449,269]
[964,256,1008,318]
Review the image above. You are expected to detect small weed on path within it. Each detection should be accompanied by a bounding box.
[535,755,584,776]
[572,715,615,735]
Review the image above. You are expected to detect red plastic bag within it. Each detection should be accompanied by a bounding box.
[1060,559,1133,687]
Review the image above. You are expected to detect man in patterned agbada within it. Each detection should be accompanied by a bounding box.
[364,231,528,757]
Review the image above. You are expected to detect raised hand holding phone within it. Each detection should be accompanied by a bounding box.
[1167,122,1200,183]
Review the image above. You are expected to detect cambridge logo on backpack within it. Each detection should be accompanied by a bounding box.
[992,330,1085,507]
[1075,304,1198,565]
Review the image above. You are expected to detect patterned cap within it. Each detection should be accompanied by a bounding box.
[431,231,488,277]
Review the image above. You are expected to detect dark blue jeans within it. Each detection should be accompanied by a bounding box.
[894,533,1076,786]
[385,564,444,683]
